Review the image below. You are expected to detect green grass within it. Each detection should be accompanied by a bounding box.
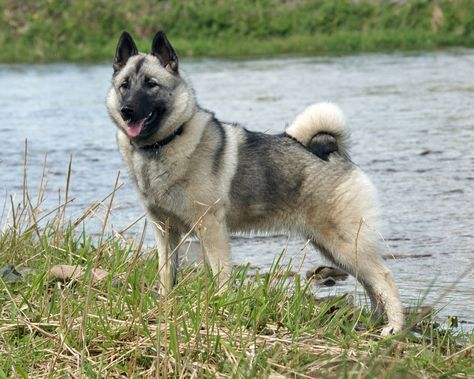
[0,155,473,377]
[1,0,474,62]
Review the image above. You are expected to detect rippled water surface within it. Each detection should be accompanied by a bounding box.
[1,51,473,326]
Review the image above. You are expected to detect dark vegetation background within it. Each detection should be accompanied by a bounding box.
[1,0,474,62]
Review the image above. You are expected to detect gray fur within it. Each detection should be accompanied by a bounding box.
[229,129,330,230]
[212,119,227,174]
[107,31,404,336]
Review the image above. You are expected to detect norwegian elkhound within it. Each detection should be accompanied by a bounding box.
[107,31,404,335]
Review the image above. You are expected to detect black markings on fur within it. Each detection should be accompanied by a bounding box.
[121,81,169,139]
[212,119,227,175]
[139,125,183,151]
[141,162,151,192]
[113,31,138,74]
[283,132,340,161]
[230,130,305,216]
[134,56,146,74]
[308,132,338,161]
[151,31,179,72]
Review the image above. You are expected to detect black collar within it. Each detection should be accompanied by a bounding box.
[133,126,183,151]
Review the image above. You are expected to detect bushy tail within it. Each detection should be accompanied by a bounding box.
[285,102,350,160]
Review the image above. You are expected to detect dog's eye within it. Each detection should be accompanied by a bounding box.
[119,79,129,90]
[144,77,159,88]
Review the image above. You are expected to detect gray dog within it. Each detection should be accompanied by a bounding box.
[107,31,404,335]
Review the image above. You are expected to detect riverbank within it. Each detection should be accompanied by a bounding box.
[2,0,474,62]
[0,187,473,377]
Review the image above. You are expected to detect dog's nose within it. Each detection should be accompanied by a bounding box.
[120,105,135,120]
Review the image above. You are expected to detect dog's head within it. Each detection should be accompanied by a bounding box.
[107,31,195,144]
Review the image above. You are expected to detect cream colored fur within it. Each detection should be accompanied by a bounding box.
[306,169,403,336]
[286,102,350,155]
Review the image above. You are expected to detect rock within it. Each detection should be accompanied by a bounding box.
[306,265,348,286]
[319,277,336,287]
[0,265,23,283]
[48,265,109,284]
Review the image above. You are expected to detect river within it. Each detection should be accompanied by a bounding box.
[1,50,473,327]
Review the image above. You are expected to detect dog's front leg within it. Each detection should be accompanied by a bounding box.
[199,211,232,285]
[150,219,180,295]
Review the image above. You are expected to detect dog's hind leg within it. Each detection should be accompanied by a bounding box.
[308,170,404,335]
[312,237,403,335]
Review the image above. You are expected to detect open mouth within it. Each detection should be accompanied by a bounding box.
[124,111,156,138]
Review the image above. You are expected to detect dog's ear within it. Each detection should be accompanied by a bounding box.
[151,31,179,73]
[113,31,138,73]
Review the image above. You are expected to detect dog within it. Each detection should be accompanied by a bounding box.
[106,31,404,335]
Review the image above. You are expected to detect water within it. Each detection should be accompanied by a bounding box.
[1,51,473,327]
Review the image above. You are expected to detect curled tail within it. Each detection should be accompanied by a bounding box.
[285,102,350,160]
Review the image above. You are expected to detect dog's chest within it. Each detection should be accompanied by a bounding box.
[119,148,191,220]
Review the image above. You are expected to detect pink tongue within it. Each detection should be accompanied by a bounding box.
[126,120,145,137]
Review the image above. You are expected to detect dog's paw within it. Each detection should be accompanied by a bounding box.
[380,323,402,337]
